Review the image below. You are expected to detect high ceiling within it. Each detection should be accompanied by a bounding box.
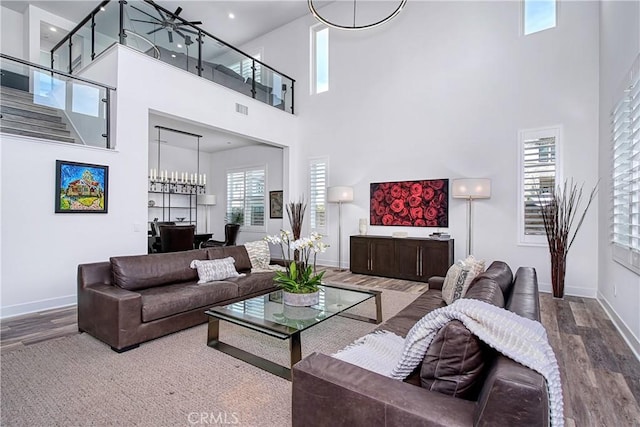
[2,0,326,47]
[2,0,323,152]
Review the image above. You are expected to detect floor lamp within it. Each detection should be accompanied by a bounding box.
[197,194,217,234]
[327,186,354,271]
[452,179,491,257]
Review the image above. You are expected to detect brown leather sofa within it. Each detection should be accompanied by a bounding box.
[78,245,277,352]
[292,262,550,426]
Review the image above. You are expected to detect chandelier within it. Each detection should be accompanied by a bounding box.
[308,0,408,31]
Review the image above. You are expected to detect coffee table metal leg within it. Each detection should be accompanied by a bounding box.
[207,317,294,381]
[338,291,383,325]
[290,331,302,366]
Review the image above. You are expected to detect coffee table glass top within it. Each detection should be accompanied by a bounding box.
[205,284,376,338]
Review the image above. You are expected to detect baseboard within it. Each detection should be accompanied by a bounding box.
[0,295,77,319]
[597,293,640,361]
[537,281,597,298]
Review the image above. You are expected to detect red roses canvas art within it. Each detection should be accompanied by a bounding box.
[370,179,449,227]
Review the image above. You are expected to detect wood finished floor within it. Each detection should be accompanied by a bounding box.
[1,269,639,426]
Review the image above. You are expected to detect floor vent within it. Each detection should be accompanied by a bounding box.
[235,103,248,115]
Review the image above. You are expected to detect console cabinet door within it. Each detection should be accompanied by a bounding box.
[419,240,453,279]
[350,237,371,274]
[369,239,395,277]
[394,239,421,281]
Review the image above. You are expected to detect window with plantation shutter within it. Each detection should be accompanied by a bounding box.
[611,55,640,275]
[309,157,328,232]
[518,126,561,245]
[226,166,265,231]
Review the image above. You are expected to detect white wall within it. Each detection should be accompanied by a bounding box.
[243,1,601,289]
[597,1,640,356]
[0,6,24,59]
[1,44,298,318]
[208,144,285,244]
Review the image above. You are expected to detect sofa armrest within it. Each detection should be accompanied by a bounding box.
[78,283,142,350]
[292,352,475,427]
[428,276,445,290]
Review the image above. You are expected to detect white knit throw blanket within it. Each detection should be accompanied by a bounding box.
[333,298,564,427]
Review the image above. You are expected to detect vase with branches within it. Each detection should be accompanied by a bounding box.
[538,179,598,298]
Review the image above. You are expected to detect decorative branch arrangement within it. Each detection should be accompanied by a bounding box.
[286,198,307,241]
[539,179,598,298]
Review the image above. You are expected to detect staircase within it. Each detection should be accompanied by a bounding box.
[0,86,76,143]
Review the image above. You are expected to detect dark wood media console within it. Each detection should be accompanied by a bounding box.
[350,235,454,282]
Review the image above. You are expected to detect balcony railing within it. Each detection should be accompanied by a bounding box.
[0,53,115,149]
[50,0,295,114]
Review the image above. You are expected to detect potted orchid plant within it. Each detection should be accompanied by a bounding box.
[265,230,329,306]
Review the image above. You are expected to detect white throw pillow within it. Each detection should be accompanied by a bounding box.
[441,261,471,305]
[460,255,486,293]
[190,257,243,284]
[244,240,271,271]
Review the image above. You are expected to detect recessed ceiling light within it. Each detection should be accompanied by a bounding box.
[177,44,183,48]
[171,54,176,58]
[100,7,105,11]
[228,13,235,19]
[50,27,57,32]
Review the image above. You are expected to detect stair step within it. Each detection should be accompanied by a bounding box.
[0,112,67,130]
[0,117,71,136]
[1,105,63,124]
[0,86,33,101]
[0,126,75,143]
[0,96,63,115]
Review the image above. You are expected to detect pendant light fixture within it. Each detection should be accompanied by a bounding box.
[308,0,407,31]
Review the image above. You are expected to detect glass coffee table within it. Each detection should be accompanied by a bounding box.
[205,284,382,380]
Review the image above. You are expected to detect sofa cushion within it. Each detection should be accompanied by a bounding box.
[419,279,505,399]
[139,280,238,323]
[206,245,253,273]
[378,290,445,338]
[224,271,277,296]
[190,258,243,284]
[111,249,208,291]
[463,279,505,308]
[420,320,488,399]
[442,262,471,305]
[469,261,513,298]
[244,240,271,271]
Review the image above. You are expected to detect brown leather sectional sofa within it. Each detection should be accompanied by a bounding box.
[77,246,277,352]
[292,262,551,426]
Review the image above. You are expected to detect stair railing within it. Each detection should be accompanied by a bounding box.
[50,0,295,114]
[0,53,116,149]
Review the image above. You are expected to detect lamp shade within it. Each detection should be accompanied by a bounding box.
[197,194,217,206]
[452,179,491,199]
[327,186,354,203]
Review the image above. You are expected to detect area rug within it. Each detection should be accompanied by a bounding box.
[1,288,418,426]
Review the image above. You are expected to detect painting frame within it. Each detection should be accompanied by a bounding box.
[269,190,283,219]
[55,160,109,214]
[370,179,449,227]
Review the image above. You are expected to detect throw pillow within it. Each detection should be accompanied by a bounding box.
[244,240,271,271]
[458,255,486,296]
[420,320,488,400]
[190,257,243,284]
[441,262,470,305]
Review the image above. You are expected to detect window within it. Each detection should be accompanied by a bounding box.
[226,167,266,230]
[311,25,329,94]
[309,157,328,231]
[523,0,556,35]
[518,126,561,245]
[229,52,261,83]
[611,55,640,274]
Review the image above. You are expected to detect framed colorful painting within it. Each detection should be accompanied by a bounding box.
[269,190,283,218]
[55,160,109,213]
[370,179,448,227]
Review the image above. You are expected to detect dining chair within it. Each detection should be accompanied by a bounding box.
[158,225,196,253]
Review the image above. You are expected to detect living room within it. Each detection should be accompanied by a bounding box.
[0,0,639,425]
